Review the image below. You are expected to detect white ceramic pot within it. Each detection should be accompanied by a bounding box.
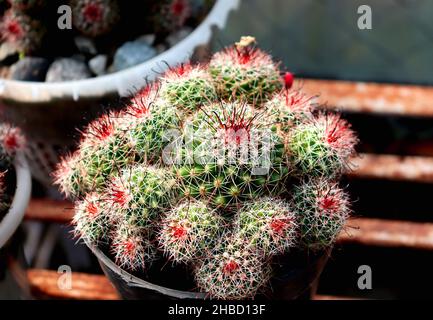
[0,0,240,187]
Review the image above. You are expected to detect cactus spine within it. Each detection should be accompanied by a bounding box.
[158,199,224,264]
[234,197,297,256]
[292,178,350,250]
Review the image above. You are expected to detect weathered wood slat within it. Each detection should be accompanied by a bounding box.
[301,79,433,117]
[338,217,433,250]
[313,294,361,300]
[24,198,74,223]
[349,154,433,183]
[27,268,358,300]
[28,269,119,300]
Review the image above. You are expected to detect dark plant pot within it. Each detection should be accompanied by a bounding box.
[86,242,330,300]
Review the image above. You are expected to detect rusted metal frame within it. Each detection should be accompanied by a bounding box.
[301,78,433,117]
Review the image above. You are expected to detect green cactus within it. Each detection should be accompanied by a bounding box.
[264,89,316,133]
[209,36,282,104]
[56,111,136,197]
[72,192,111,244]
[174,101,289,211]
[129,94,182,165]
[160,64,217,113]
[287,113,357,178]
[292,178,350,250]
[107,164,178,226]
[54,38,358,299]
[158,199,224,264]
[53,152,87,199]
[112,219,156,271]
[234,197,297,256]
[195,235,271,300]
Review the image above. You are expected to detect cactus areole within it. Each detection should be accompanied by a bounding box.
[55,36,358,300]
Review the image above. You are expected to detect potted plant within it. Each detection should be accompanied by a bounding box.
[0,123,32,299]
[0,0,239,187]
[54,37,358,300]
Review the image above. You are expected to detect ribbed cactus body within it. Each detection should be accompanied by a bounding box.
[210,37,282,104]
[195,236,271,300]
[160,64,217,113]
[73,192,111,244]
[70,112,136,196]
[174,102,289,210]
[235,197,297,256]
[130,100,181,164]
[108,165,177,226]
[292,178,350,250]
[287,114,357,178]
[112,220,156,271]
[264,90,316,133]
[159,199,224,263]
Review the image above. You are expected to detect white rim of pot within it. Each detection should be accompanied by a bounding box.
[0,0,240,103]
[85,240,207,299]
[0,152,32,249]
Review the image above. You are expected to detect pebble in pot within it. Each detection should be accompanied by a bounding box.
[10,57,50,81]
[112,40,157,72]
[45,58,92,82]
[89,54,108,76]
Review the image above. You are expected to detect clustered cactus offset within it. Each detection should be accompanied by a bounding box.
[55,37,358,300]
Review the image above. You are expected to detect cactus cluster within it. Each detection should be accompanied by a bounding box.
[55,37,357,299]
[71,0,120,37]
[195,235,272,300]
[209,36,282,104]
